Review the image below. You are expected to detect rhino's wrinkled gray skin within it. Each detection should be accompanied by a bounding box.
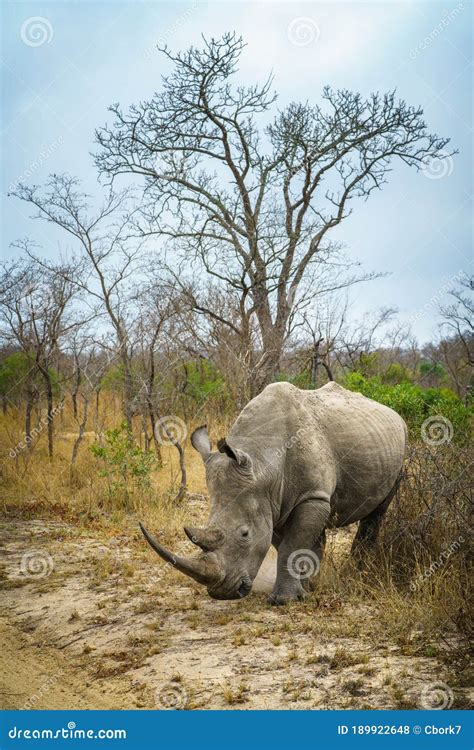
[140,382,407,605]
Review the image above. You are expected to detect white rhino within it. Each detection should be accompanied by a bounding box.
[141,382,407,605]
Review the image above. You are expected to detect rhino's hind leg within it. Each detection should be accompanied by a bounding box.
[351,474,401,563]
[268,498,330,606]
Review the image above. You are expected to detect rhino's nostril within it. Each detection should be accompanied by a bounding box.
[237,580,251,598]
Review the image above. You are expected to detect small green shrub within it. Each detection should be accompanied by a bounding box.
[381,363,413,385]
[344,373,471,441]
[181,359,228,405]
[0,351,60,403]
[90,422,157,506]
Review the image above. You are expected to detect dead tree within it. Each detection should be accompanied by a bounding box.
[65,332,108,480]
[11,177,143,432]
[95,33,452,394]
[132,277,187,499]
[0,254,78,457]
[440,275,474,370]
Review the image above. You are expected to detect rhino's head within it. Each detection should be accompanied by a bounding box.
[140,425,273,600]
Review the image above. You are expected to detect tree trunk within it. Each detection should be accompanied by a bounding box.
[156,410,186,502]
[94,387,101,433]
[71,363,80,420]
[121,355,134,433]
[251,325,286,395]
[25,387,34,448]
[146,354,163,464]
[70,397,89,482]
[44,374,54,458]
[310,340,321,387]
[141,413,150,452]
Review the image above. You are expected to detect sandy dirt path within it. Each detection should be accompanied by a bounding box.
[0,518,467,710]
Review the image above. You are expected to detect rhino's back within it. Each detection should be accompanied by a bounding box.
[229,381,406,525]
[305,382,406,524]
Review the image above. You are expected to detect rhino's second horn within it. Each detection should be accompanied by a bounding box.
[184,525,224,551]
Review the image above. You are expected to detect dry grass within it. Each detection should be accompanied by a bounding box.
[0,395,212,553]
[0,395,471,679]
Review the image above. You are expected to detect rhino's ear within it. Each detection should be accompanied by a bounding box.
[218,438,253,473]
[191,425,212,461]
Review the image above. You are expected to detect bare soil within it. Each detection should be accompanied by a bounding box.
[0,516,469,710]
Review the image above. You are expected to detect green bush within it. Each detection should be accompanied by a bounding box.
[90,422,157,505]
[100,364,125,393]
[0,352,59,402]
[344,372,472,441]
[381,362,413,385]
[180,359,230,407]
[419,361,447,384]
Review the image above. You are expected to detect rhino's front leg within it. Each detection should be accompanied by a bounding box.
[268,498,330,606]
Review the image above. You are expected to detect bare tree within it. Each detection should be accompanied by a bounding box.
[0,253,78,457]
[11,176,144,431]
[64,331,110,479]
[95,33,452,393]
[299,309,340,386]
[335,306,398,373]
[440,275,474,369]
[132,279,177,449]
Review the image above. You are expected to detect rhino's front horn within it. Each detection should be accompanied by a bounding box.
[184,526,224,551]
[139,523,223,586]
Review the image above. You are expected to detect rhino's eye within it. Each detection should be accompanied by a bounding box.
[241,528,249,539]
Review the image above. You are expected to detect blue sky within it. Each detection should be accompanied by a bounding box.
[1,1,472,343]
